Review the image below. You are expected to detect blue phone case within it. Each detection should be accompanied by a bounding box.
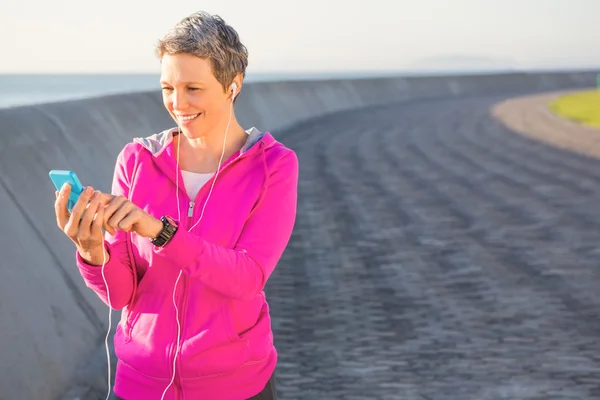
[49,170,85,212]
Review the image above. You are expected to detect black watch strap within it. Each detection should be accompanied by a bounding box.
[150,216,178,247]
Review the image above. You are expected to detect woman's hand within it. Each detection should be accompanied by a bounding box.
[102,194,164,240]
[55,184,163,264]
[55,184,108,265]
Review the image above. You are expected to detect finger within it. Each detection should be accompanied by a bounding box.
[103,218,116,236]
[70,186,93,220]
[91,202,105,238]
[79,191,102,239]
[103,199,128,235]
[55,183,72,230]
[67,186,94,237]
[103,195,128,223]
[99,193,119,235]
[108,201,135,232]
[101,200,117,236]
[98,192,115,206]
[116,209,141,232]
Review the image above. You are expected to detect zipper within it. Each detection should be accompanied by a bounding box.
[167,142,264,398]
[184,155,245,223]
[186,143,264,214]
[171,190,199,399]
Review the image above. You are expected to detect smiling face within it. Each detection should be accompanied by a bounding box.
[160,52,233,138]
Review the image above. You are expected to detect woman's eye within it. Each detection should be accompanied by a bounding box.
[188,87,200,91]
[161,87,173,92]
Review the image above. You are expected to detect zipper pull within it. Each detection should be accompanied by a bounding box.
[188,201,195,217]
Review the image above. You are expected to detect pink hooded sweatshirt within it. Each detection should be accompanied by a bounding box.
[76,127,298,400]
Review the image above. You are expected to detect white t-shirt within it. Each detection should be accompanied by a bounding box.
[181,170,214,200]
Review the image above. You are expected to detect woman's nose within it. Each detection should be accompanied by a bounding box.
[172,90,188,110]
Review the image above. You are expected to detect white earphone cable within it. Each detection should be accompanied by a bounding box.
[188,89,234,232]
[159,86,236,400]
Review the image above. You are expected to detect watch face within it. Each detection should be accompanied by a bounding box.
[164,216,178,228]
[151,216,179,247]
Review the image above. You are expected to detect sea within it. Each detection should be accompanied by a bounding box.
[0,70,509,109]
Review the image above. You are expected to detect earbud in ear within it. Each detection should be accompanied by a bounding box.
[231,82,238,99]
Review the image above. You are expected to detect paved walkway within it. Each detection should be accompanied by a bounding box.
[267,93,600,399]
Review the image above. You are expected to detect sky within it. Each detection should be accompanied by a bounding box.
[0,0,599,74]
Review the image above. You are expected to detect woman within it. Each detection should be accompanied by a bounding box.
[54,11,298,400]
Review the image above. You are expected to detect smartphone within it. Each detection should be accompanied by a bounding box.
[49,170,85,212]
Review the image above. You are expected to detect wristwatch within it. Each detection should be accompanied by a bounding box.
[150,216,178,247]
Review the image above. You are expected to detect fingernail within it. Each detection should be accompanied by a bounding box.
[61,182,70,191]
[85,186,93,195]
[93,190,100,199]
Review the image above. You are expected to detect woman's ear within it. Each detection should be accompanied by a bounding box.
[231,74,243,100]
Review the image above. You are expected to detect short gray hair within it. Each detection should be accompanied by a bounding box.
[155,11,248,93]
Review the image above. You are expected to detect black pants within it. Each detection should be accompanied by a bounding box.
[115,374,277,400]
[247,374,278,400]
